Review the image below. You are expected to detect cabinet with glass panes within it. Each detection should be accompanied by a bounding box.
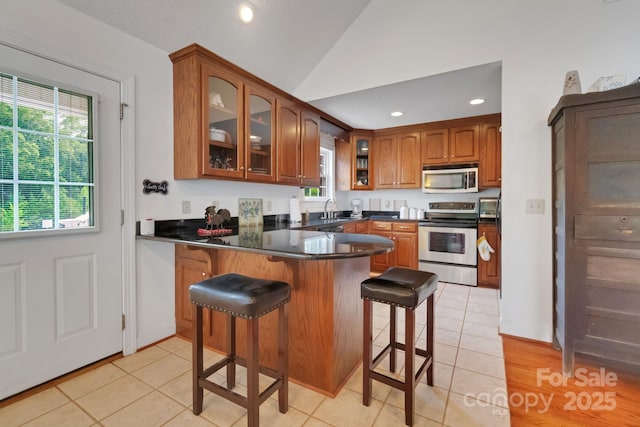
[170,44,276,182]
[351,131,373,190]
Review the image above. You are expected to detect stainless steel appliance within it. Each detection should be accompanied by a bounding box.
[422,164,478,194]
[478,197,498,219]
[418,202,478,286]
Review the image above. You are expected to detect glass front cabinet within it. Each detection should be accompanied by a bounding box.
[351,132,374,190]
[170,44,321,183]
[245,87,275,182]
[202,64,275,181]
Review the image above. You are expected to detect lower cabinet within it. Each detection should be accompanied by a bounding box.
[342,220,369,234]
[368,221,418,272]
[477,223,501,288]
[175,245,226,349]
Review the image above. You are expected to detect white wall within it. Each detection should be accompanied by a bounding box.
[297,0,640,341]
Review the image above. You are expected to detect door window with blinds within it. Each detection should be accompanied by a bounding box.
[0,72,95,235]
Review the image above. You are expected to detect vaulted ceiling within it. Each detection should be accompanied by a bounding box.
[58,0,501,130]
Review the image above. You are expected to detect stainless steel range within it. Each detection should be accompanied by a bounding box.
[418,202,478,286]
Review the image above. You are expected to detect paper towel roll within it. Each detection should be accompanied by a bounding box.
[289,197,302,223]
[140,218,155,235]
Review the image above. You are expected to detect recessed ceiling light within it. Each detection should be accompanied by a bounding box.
[239,4,254,22]
[469,98,485,105]
[390,111,403,117]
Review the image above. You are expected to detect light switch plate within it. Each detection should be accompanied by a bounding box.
[525,199,545,214]
[181,200,191,214]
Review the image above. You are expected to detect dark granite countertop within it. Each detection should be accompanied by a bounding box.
[137,218,394,260]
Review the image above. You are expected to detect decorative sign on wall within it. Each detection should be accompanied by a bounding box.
[142,179,168,195]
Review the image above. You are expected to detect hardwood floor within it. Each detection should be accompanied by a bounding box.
[502,335,640,426]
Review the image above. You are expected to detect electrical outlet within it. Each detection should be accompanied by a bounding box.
[211,200,219,208]
[181,200,191,215]
[265,200,272,212]
[525,199,545,214]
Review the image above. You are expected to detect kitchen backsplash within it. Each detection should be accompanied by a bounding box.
[140,177,499,221]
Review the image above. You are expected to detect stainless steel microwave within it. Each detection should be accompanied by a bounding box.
[422,165,478,193]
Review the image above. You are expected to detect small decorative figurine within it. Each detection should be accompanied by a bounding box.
[204,206,231,230]
[563,70,582,95]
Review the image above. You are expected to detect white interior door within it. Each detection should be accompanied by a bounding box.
[0,43,123,399]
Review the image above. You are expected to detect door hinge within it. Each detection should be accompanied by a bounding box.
[122,314,126,330]
[120,102,129,120]
[121,209,125,226]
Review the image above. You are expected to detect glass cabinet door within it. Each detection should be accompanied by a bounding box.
[246,88,275,181]
[353,135,373,190]
[204,69,244,178]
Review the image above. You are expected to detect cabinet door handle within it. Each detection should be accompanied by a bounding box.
[247,168,252,172]
[201,272,206,276]
[240,166,245,171]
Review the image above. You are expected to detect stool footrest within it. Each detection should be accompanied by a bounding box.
[368,354,433,393]
[370,342,433,392]
[199,376,283,409]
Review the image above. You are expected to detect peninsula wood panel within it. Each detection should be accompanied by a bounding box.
[178,247,370,396]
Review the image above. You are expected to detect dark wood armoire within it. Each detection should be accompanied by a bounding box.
[548,82,640,375]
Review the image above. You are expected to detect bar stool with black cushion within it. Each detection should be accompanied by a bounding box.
[189,273,291,427]
[361,267,438,426]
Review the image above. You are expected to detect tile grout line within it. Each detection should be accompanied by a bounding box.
[438,283,471,426]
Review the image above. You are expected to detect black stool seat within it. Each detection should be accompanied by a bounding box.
[361,268,438,426]
[189,273,291,427]
[190,273,291,319]
[361,267,437,308]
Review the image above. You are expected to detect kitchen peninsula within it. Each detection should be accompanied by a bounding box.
[138,224,394,396]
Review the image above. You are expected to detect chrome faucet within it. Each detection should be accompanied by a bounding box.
[323,198,335,219]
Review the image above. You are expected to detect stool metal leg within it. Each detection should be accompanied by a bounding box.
[389,305,397,373]
[426,294,434,386]
[404,308,415,426]
[226,313,236,389]
[247,317,260,427]
[192,305,204,415]
[362,298,373,406]
[278,304,289,413]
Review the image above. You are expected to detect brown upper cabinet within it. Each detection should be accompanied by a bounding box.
[276,98,301,185]
[479,121,502,188]
[300,110,321,187]
[374,131,421,189]
[421,125,479,165]
[170,44,333,185]
[276,102,320,186]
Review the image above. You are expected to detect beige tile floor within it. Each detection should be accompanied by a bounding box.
[0,282,510,427]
